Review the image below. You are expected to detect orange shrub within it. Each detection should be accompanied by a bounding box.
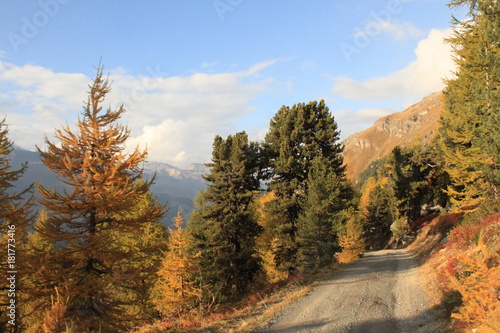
[446,240,500,332]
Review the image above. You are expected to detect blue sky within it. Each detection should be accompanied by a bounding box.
[0,0,464,166]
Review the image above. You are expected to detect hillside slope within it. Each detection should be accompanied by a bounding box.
[342,92,444,180]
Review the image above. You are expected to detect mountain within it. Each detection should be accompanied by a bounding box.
[342,92,444,181]
[10,147,209,225]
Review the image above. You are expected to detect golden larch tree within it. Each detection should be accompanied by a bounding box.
[0,118,34,332]
[28,66,166,332]
[152,210,200,316]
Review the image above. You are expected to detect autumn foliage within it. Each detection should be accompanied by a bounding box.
[152,210,200,316]
[443,214,500,331]
[22,66,167,332]
[336,213,365,264]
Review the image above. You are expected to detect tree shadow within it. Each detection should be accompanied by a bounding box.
[344,304,453,333]
[257,304,452,333]
[257,318,332,332]
[317,249,422,287]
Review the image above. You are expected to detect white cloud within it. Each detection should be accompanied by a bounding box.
[333,28,456,103]
[379,21,423,40]
[354,20,423,41]
[0,60,277,166]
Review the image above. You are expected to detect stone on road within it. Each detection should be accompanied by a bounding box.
[259,249,449,333]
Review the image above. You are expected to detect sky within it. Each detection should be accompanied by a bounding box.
[0,0,466,167]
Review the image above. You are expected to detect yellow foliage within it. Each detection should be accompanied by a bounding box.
[447,239,500,332]
[152,211,200,316]
[254,192,288,282]
[336,215,365,264]
[359,177,377,216]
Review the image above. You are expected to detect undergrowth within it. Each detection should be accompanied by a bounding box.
[131,263,344,333]
[415,202,500,332]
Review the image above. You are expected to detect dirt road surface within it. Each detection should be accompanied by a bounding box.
[259,249,450,333]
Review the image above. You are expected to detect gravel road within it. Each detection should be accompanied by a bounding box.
[259,249,450,333]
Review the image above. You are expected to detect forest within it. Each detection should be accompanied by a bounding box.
[0,0,498,332]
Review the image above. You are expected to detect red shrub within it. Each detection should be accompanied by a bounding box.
[411,213,439,231]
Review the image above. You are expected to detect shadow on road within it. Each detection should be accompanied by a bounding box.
[258,318,332,333]
[258,304,451,333]
[316,250,420,287]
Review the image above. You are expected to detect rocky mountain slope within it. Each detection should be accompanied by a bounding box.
[342,92,444,181]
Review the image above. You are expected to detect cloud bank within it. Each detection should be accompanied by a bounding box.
[333,28,455,103]
[0,60,276,166]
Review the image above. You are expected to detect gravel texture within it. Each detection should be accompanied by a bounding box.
[258,249,450,333]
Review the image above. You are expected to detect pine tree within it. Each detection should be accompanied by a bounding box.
[364,179,398,248]
[439,0,500,209]
[152,210,200,316]
[388,144,450,222]
[263,100,346,273]
[188,132,261,303]
[297,156,353,270]
[0,118,34,332]
[28,66,166,332]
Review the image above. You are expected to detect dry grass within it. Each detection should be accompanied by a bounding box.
[131,263,345,333]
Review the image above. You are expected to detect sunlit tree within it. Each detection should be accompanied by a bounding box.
[28,66,166,332]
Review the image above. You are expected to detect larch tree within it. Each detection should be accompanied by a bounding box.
[335,210,365,264]
[253,191,288,283]
[28,66,166,332]
[152,210,200,317]
[0,118,34,332]
[439,0,500,209]
[263,100,346,274]
[188,132,261,304]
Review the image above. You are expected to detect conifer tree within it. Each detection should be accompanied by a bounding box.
[336,211,365,264]
[388,144,449,221]
[254,192,288,283]
[29,66,166,332]
[297,156,353,270]
[0,119,34,332]
[263,100,346,273]
[439,0,500,209]
[359,176,377,216]
[364,179,398,248]
[152,210,200,316]
[188,132,261,303]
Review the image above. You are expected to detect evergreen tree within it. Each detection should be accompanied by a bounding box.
[364,179,398,248]
[28,66,166,332]
[439,0,500,209]
[152,210,200,317]
[388,144,450,222]
[0,119,34,332]
[263,100,345,273]
[296,156,353,270]
[188,132,261,303]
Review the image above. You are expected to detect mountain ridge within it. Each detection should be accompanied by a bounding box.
[9,146,209,224]
[342,91,444,181]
